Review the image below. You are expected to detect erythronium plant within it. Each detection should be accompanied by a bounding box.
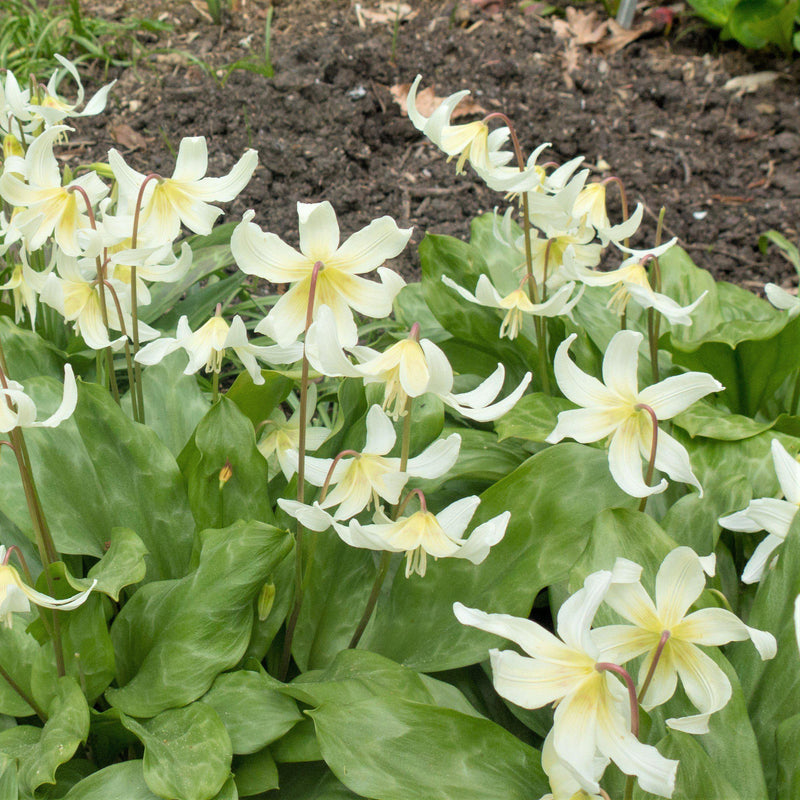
[0,57,796,800]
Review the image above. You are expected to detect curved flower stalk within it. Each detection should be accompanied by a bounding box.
[405,75,516,177]
[109,137,258,242]
[594,548,776,734]
[562,241,705,326]
[257,384,331,479]
[546,331,723,498]
[441,274,584,340]
[718,439,800,583]
[135,313,302,385]
[0,126,108,255]
[281,404,461,521]
[231,202,411,348]
[0,364,77,432]
[40,254,159,350]
[454,571,678,798]
[306,305,531,421]
[0,546,95,628]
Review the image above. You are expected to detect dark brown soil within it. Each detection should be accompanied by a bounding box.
[72,0,800,289]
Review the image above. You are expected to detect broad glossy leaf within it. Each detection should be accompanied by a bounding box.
[107,521,292,717]
[273,763,359,799]
[63,761,160,800]
[683,0,739,25]
[362,444,633,671]
[122,703,232,800]
[0,754,16,800]
[122,351,211,456]
[202,669,302,754]
[393,282,446,340]
[178,397,273,532]
[233,749,279,796]
[17,677,89,796]
[66,528,148,601]
[728,0,797,50]
[309,695,547,800]
[672,399,775,440]
[0,316,64,381]
[270,718,322,763]
[495,392,573,443]
[776,714,800,797]
[0,617,38,717]
[0,380,194,580]
[731,515,800,795]
[225,370,293,429]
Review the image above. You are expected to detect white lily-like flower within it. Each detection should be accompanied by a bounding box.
[109,137,258,242]
[454,572,678,798]
[594,548,776,734]
[0,126,108,255]
[40,253,158,350]
[257,384,330,479]
[765,283,800,318]
[307,305,532,421]
[107,241,193,306]
[135,313,302,384]
[0,249,53,327]
[562,241,706,326]
[442,274,584,340]
[282,405,461,521]
[572,182,644,246]
[0,364,77,432]
[546,331,723,498]
[0,545,95,628]
[344,495,509,577]
[232,203,410,348]
[539,730,608,800]
[405,75,515,177]
[718,439,800,583]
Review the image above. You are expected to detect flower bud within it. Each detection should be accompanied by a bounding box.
[257,582,275,621]
[218,460,233,490]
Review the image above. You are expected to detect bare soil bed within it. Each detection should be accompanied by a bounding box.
[74,0,800,288]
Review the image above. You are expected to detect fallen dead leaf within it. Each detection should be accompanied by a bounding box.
[390,83,486,118]
[594,17,655,55]
[724,71,783,95]
[187,0,214,22]
[552,7,607,45]
[108,122,147,151]
[357,2,417,24]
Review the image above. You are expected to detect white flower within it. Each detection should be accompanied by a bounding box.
[282,404,460,520]
[135,314,302,384]
[572,182,644,246]
[594,548,776,734]
[539,730,608,800]
[0,364,77,432]
[107,241,193,306]
[454,572,678,798]
[546,331,723,498]
[109,137,258,242]
[405,75,515,177]
[344,496,509,577]
[0,126,108,255]
[0,545,95,627]
[0,249,53,327]
[765,283,800,318]
[562,241,706,326]
[442,274,584,340]
[307,304,531,421]
[718,439,800,583]
[232,202,410,348]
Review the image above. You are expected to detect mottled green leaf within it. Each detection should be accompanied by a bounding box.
[63,761,160,800]
[225,369,293,430]
[233,748,279,796]
[495,392,573,443]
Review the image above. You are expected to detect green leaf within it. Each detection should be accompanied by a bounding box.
[393,283,446,340]
[0,755,17,800]
[107,521,292,717]
[270,718,322,763]
[728,0,798,50]
[233,748,279,796]
[273,762,359,798]
[309,695,547,800]
[660,246,800,416]
[759,230,800,274]
[776,714,800,797]
[202,669,302,754]
[495,392,573,443]
[63,761,161,800]
[225,369,293,429]
[18,677,89,795]
[0,316,65,381]
[731,515,800,795]
[361,444,633,671]
[0,380,194,580]
[121,703,233,800]
[178,397,273,532]
[683,0,739,25]
[66,527,148,600]
[0,618,39,717]
[672,399,775,440]
[123,352,211,456]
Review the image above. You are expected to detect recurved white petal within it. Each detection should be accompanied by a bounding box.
[277,499,335,532]
[638,371,724,420]
[298,201,339,261]
[546,406,626,445]
[771,438,800,505]
[232,210,312,282]
[33,364,77,428]
[556,570,612,655]
[608,419,667,498]
[455,511,509,564]
[405,433,461,479]
[194,149,258,201]
[326,216,412,275]
[652,426,702,496]
[675,606,777,659]
[435,496,481,540]
[722,497,797,539]
[602,330,642,400]
[741,533,785,584]
[654,547,707,628]
[553,334,617,408]
[363,405,397,455]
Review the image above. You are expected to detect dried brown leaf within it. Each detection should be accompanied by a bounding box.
[108,122,147,151]
[390,84,485,119]
[358,2,417,24]
[593,18,655,55]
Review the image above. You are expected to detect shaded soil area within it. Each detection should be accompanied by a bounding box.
[72,0,800,289]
